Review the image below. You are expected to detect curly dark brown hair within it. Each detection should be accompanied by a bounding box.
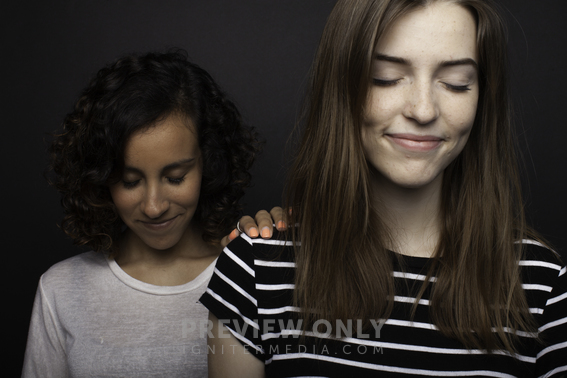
[49,50,260,252]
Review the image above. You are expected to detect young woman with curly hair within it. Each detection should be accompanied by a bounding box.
[201,0,567,377]
[22,50,261,377]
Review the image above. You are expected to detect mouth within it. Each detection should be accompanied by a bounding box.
[140,215,179,231]
[385,133,443,152]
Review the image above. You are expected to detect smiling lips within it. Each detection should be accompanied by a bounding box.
[386,133,443,152]
[141,215,179,231]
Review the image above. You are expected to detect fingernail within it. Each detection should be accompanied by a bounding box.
[276,221,286,231]
[249,227,259,238]
[261,227,271,238]
[229,229,239,240]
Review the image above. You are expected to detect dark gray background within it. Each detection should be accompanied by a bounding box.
[2,0,566,374]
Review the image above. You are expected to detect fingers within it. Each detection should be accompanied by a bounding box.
[269,207,287,231]
[224,207,288,245]
[238,215,259,238]
[220,234,232,248]
[252,210,273,239]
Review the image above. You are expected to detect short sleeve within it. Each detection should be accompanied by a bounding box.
[535,264,567,377]
[199,235,266,360]
[22,276,69,378]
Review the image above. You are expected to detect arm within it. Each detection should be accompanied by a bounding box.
[208,313,265,378]
[535,265,567,377]
[22,277,69,378]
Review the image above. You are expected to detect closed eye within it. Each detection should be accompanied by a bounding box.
[122,180,140,189]
[443,83,471,92]
[372,78,401,87]
[168,175,186,185]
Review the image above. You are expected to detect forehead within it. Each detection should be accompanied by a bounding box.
[123,114,199,164]
[375,1,477,61]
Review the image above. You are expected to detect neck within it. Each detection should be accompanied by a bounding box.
[117,222,210,263]
[113,222,221,286]
[370,170,443,258]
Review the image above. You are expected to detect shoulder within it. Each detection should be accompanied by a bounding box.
[206,230,295,299]
[222,230,295,269]
[518,239,566,311]
[519,239,564,277]
[39,251,108,293]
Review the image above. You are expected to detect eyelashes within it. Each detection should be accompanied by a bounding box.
[372,78,471,92]
[122,180,140,189]
[121,175,186,189]
[443,83,471,92]
[372,78,400,86]
[167,176,186,185]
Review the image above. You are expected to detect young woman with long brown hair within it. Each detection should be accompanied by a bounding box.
[200,0,567,376]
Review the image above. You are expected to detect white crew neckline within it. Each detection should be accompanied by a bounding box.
[106,254,217,295]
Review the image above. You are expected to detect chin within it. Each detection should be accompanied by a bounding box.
[387,172,442,190]
[141,237,182,251]
[369,161,445,191]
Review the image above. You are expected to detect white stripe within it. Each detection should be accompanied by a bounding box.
[491,350,536,363]
[522,284,553,292]
[258,306,301,315]
[546,291,567,306]
[385,318,438,330]
[539,316,567,333]
[256,283,295,291]
[530,308,544,314]
[560,266,566,277]
[339,335,482,355]
[262,329,302,340]
[224,247,255,277]
[225,327,264,354]
[379,319,535,337]
[255,259,296,268]
[517,239,547,248]
[241,233,297,246]
[261,329,534,363]
[205,288,260,330]
[518,260,562,271]
[331,334,534,363]
[538,365,567,378]
[518,239,560,258]
[214,268,257,305]
[269,353,517,377]
[258,314,536,339]
[260,322,437,341]
[496,327,538,338]
[537,340,567,359]
[394,295,430,306]
[393,271,437,282]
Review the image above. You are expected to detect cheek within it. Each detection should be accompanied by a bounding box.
[176,172,202,207]
[109,186,138,218]
[445,96,478,136]
[364,90,392,125]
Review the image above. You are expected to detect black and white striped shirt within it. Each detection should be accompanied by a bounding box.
[200,234,567,377]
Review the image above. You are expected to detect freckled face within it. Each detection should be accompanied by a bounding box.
[109,114,202,251]
[362,1,479,190]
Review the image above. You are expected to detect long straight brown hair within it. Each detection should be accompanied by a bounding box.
[286,0,539,353]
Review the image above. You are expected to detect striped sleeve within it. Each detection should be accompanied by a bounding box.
[536,263,567,377]
[199,234,266,359]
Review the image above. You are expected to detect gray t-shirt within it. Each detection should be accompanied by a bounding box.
[22,251,216,377]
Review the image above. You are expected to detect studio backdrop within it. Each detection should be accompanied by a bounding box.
[2,0,566,375]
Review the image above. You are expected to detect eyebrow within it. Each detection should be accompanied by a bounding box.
[375,53,478,70]
[123,158,197,175]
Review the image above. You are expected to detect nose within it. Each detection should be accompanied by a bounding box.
[141,183,169,219]
[403,81,439,125]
